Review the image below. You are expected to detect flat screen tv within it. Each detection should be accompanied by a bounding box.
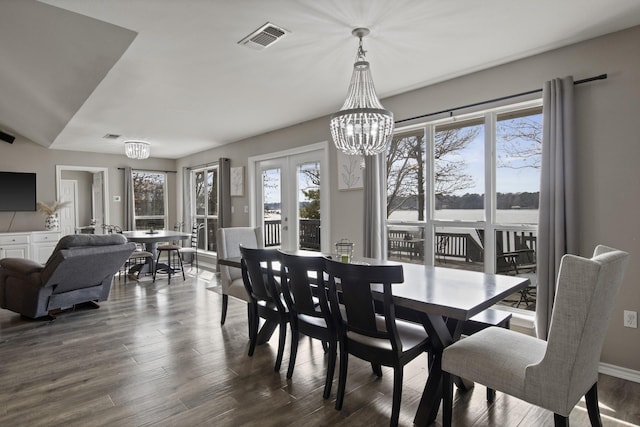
[0,172,37,212]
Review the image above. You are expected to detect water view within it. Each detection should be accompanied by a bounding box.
[389,209,539,224]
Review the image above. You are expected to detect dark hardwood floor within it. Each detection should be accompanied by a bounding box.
[0,269,638,426]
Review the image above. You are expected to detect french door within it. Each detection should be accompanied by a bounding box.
[250,143,329,252]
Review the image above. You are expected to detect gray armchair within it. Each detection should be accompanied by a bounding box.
[0,234,136,319]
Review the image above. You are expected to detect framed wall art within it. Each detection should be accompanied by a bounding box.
[230,166,244,196]
[337,151,364,190]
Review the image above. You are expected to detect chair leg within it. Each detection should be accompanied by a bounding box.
[274,318,287,372]
[287,324,299,379]
[390,366,403,427]
[442,371,454,427]
[335,341,348,410]
[585,383,603,427]
[554,414,569,427]
[245,302,254,338]
[166,250,172,284]
[177,250,185,280]
[324,339,337,399]
[221,294,229,325]
[152,252,159,283]
[487,387,496,403]
[372,363,383,377]
[248,304,259,357]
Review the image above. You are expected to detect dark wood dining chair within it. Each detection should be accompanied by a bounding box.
[278,250,337,399]
[240,245,290,372]
[324,258,432,427]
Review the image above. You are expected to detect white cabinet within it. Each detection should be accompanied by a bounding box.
[31,231,61,263]
[0,234,29,259]
[0,231,61,263]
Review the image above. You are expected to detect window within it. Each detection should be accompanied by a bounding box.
[192,166,218,252]
[387,100,542,312]
[132,170,167,229]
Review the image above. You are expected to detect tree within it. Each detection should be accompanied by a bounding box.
[386,126,479,220]
[386,110,543,219]
[496,114,542,169]
[299,189,320,219]
[132,172,165,216]
[298,164,320,219]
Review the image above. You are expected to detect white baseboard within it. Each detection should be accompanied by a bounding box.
[599,362,640,383]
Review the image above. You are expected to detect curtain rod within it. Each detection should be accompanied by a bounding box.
[395,73,607,124]
[117,167,177,174]
[185,160,219,171]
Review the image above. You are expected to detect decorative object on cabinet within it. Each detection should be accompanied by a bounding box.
[37,200,71,231]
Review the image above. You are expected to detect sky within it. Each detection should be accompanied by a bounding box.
[445,114,542,195]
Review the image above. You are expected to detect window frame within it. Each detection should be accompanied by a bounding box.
[132,169,168,230]
[190,164,219,253]
[387,99,542,315]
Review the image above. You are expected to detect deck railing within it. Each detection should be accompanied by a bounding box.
[263,221,535,273]
[263,219,321,250]
[264,220,281,247]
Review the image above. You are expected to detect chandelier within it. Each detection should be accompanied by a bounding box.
[124,140,150,159]
[330,28,394,156]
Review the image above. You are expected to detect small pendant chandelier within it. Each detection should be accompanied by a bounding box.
[330,28,394,156]
[124,140,151,159]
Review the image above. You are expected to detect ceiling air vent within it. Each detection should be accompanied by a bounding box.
[238,22,289,50]
[103,133,121,140]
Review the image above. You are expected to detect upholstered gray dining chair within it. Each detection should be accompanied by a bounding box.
[217,227,262,325]
[441,245,629,427]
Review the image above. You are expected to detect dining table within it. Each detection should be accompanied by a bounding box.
[217,253,530,426]
[122,230,191,274]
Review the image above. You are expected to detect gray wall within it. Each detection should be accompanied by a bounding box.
[177,26,640,371]
[0,139,177,233]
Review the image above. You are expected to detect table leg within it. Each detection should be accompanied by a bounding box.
[256,318,278,345]
[415,312,454,426]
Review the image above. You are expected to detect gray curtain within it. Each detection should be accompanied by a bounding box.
[123,167,135,230]
[536,76,578,339]
[182,167,192,233]
[363,153,387,259]
[218,158,231,228]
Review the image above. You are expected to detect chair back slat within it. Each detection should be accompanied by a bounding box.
[324,259,404,346]
[278,251,326,317]
[240,246,280,303]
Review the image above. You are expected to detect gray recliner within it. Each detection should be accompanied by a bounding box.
[0,234,136,319]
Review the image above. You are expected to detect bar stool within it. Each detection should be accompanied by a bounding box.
[153,243,184,284]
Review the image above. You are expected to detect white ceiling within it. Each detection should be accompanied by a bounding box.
[3,0,640,159]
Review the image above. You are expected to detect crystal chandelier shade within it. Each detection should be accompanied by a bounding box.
[124,141,150,159]
[330,28,394,156]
